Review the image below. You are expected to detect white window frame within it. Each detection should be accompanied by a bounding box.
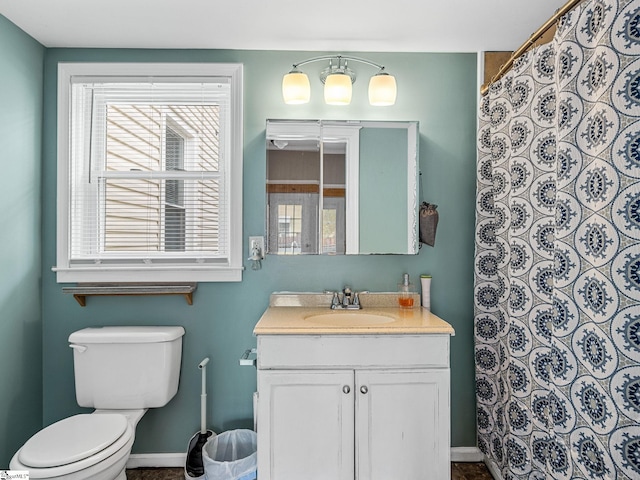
[54,62,244,283]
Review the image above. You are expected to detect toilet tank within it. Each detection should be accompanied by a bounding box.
[68,326,185,409]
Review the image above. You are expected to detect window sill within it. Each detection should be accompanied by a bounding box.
[62,283,198,306]
[53,266,243,283]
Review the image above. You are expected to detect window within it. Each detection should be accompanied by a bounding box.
[54,63,243,282]
[164,126,186,252]
[322,197,346,255]
[277,204,303,254]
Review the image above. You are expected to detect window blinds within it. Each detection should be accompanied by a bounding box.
[68,80,232,266]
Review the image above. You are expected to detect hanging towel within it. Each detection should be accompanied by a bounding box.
[419,202,438,247]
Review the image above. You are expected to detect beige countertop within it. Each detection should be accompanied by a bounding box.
[254,305,455,335]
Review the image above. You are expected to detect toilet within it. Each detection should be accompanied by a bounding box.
[10,326,185,480]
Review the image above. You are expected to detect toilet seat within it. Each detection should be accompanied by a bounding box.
[20,414,128,467]
[13,413,133,477]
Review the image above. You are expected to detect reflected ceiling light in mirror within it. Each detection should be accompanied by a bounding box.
[282,55,396,106]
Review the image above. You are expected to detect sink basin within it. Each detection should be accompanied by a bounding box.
[304,312,396,326]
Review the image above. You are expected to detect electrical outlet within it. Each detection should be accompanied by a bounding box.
[249,236,265,259]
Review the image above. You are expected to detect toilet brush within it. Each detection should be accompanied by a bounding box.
[185,357,215,479]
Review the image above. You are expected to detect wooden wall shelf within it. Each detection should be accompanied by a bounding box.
[62,283,197,306]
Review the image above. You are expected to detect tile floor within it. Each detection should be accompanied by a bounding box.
[126,468,183,480]
[126,462,494,479]
[451,462,495,479]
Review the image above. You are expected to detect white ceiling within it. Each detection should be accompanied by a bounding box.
[1,0,567,52]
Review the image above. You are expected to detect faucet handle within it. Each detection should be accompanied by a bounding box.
[330,291,340,309]
[343,286,352,295]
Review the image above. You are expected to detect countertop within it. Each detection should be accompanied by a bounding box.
[253,305,455,335]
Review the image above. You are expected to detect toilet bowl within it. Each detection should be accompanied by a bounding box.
[10,326,185,480]
[10,410,145,480]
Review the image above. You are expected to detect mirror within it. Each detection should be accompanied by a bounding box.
[266,120,419,255]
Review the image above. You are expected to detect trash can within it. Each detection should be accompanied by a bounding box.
[202,429,257,480]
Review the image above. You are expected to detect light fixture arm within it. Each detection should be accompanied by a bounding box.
[290,55,388,73]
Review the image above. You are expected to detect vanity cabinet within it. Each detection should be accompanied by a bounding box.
[257,370,354,480]
[256,334,451,480]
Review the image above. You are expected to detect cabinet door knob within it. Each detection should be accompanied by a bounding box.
[342,385,351,394]
[360,385,368,394]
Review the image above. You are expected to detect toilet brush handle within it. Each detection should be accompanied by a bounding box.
[200,393,207,434]
[198,357,209,434]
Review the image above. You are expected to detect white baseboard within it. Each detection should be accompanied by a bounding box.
[450,446,484,462]
[127,453,186,469]
[127,447,485,469]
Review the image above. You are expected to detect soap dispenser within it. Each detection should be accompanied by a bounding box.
[398,273,415,308]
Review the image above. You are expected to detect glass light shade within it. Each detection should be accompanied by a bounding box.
[282,72,310,104]
[368,73,397,106]
[324,73,352,105]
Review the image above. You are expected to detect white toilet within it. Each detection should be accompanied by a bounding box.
[10,326,185,480]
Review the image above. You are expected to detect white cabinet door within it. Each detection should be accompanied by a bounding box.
[257,370,355,480]
[355,369,451,480]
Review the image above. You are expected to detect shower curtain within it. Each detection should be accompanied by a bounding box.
[475,0,640,478]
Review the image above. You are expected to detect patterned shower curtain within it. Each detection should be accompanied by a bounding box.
[475,0,640,478]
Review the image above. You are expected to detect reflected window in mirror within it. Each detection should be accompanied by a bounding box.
[277,204,303,254]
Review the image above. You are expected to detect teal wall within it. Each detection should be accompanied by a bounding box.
[0,15,44,467]
[38,48,478,454]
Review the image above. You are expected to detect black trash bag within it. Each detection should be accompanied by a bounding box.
[419,202,439,247]
[186,429,214,478]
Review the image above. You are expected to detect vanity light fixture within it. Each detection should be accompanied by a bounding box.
[282,55,397,106]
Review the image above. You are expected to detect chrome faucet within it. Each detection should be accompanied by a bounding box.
[342,286,352,307]
[330,286,364,310]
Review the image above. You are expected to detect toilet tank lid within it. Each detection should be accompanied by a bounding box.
[69,326,185,344]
